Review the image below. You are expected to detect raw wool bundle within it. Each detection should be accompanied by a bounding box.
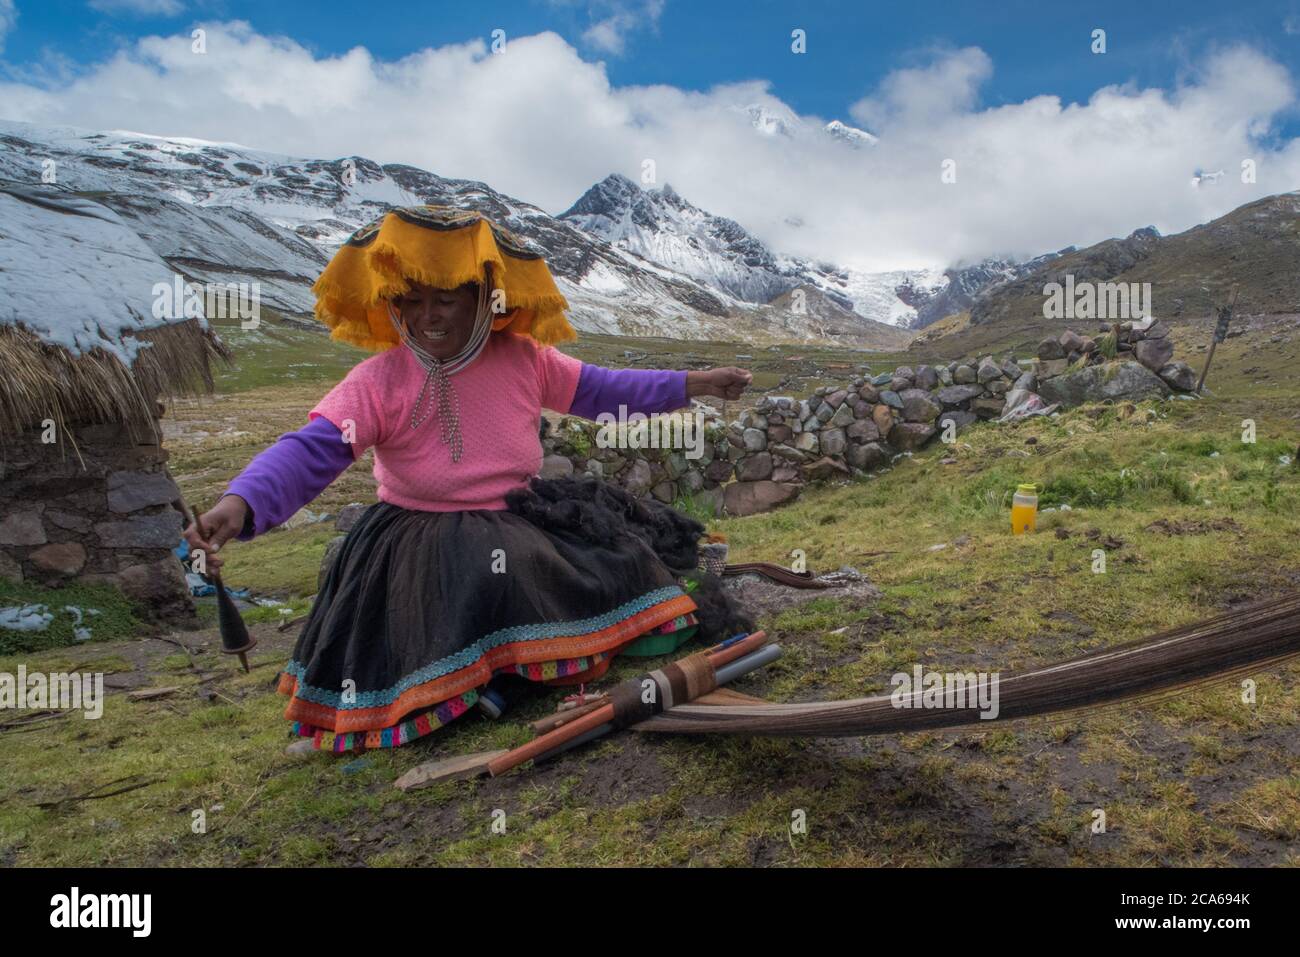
[504,476,754,642]
[312,205,575,352]
[636,593,1300,736]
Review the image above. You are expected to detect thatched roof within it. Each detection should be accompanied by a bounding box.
[0,185,228,442]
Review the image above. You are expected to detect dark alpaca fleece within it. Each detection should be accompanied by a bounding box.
[505,476,753,643]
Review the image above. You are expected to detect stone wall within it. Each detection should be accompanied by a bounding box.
[0,415,192,621]
[538,321,1200,518]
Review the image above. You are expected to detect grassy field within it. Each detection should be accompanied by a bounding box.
[2,317,1299,866]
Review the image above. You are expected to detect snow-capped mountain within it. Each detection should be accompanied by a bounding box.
[560,173,946,328]
[896,252,1069,330]
[738,104,878,148]
[0,119,911,347]
[823,119,878,148]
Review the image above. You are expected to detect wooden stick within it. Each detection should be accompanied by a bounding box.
[486,630,768,777]
[1197,285,1238,393]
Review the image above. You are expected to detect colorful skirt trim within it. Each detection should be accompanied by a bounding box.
[277,491,714,751]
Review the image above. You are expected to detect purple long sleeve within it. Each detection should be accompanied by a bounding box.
[568,364,689,419]
[223,416,355,540]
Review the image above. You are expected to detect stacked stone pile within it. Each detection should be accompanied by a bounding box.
[528,323,1203,518]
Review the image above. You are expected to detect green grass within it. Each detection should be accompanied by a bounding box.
[4,322,1300,867]
[0,579,139,654]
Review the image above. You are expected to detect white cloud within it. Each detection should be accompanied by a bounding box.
[850,46,992,129]
[0,0,17,56]
[88,0,185,16]
[2,23,1297,272]
[580,0,664,55]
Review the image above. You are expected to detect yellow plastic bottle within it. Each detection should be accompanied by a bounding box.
[1011,484,1038,535]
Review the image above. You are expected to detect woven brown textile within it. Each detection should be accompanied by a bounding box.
[637,593,1300,736]
[609,653,717,728]
[723,562,833,589]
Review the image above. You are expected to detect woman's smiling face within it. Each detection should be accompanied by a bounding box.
[393,281,480,360]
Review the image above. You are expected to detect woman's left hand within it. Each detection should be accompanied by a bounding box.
[688,367,752,400]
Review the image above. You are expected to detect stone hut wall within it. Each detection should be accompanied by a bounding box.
[0,415,191,621]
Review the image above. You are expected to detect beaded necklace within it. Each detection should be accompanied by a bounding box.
[387,278,494,463]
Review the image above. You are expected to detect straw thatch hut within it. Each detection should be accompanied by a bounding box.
[0,185,227,620]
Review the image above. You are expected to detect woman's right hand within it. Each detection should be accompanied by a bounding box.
[182,495,249,573]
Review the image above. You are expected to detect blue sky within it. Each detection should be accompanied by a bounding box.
[2,1,1298,269]
[6,0,1300,137]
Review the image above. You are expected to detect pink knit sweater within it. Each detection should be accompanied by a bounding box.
[311,332,582,511]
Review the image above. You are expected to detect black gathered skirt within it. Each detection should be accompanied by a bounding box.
[277,477,750,751]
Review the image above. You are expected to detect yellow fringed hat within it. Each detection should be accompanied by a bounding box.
[311,205,576,351]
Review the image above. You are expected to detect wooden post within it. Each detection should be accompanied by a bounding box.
[1196,286,1238,394]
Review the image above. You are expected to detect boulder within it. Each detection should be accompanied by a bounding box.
[1013,371,1037,392]
[824,389,848,409]
[937,366,954,386]
[846,441,889,471]
[107,469,181,514]
[117,558,190,616]
[651,481,677,504]
[879,390,904,410]
[803,456,852,481]
[1134,336,1174,373]
[888,422,936,451]
[857,383,880,402]
[30,542,86,577]
[937,410,977,433]
[1036,357,1070,378]
[953,364,977,384]
[94,511,182,548]
[1059,329,1086,354]
[914,365,940,391]
[770,444,808,463]
[319,535,346,589]
[767,424,794,444]
[1036,360,1171,407]
[723,480,801,517]
[539,454,575,479]
[1038,337,1067,360]
[976,357,1003,384]
[1158,361,1198,392]
[771,465,800,482]
[705,458,735,482]
[828,402,855,428]
[736,452,774,482]
[936,384,984,407]
[0,508,46,546]
[0,551,21,583]
[794,431,820,453]
[335,503,368,532]
[820,428,847,456]
[899,388,941,423]
[742,427,767,451]
[972,396,1007,419]
[872,404,895,435]
[846,419,881,442]
[623,458,654,494]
